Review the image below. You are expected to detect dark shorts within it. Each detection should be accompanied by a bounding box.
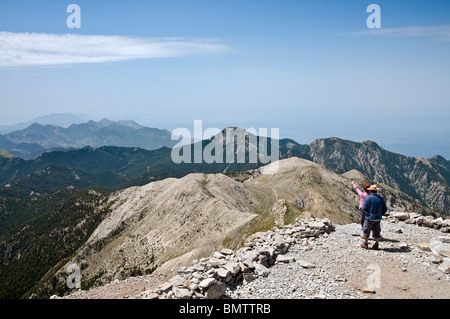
[360,208,366,227]
[362,219,381,239]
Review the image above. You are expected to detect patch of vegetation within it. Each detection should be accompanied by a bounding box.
[0,188,110,299]
[241,212,276,244]
[283,202,303,225]
[200,174,209,186]
[125,263,158,278]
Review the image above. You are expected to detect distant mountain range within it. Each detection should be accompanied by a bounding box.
[0,128,449,216]
[0,113,91,134]
[0,130,292,195]
[0,118,177,159]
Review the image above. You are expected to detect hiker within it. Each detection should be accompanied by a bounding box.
[361,185,387,250]
[351,181,370,229]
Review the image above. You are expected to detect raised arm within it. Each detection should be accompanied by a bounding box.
[352,182,364,197]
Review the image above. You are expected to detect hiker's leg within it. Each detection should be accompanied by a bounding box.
[373,221,381,241]
[362,220,372,239]
[361,220,371,248]
[360,209,365,228]
[371,222,381,249]
[359,209,366,239]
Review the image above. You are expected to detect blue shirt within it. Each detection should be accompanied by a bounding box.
[363,193,387,221]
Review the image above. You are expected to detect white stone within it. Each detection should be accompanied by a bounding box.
[277,255,296,263]
[213,251,226,259]
[393,212,410,220]
[207,257,224,268]
[173,288,192,299]
[298,260,315,269]
[254,263,270,277]
[224,262,241,276]
[198,278,216,290]
[220,248,234,255]
[217,267,231,278]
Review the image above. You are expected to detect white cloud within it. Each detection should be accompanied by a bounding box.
[350,24,450,41]
[0,31,230,67]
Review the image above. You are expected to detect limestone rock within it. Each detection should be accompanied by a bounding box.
[310,221,327,231]
[224,262,241,276]
[254,263,270,277]
[393,212,409,220]
[213,252,226,259]
[437,264,450,274]
[207,257,224,268]
[277,255,296,263]
[205,282,226,299]
[242,251,258,266]
[220,248,234,256]
[173,288,192,299]
[297,260,315,269]
[157,282,173,294]
[198,278,216,290]
[217,268,231,279]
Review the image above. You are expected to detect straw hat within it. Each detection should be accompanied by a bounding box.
[367,185,378,192]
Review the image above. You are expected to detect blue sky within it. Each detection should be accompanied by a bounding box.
[1,0,450,158]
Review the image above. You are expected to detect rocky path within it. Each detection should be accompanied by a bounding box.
[230,221,450,299]
[61,213,450,300]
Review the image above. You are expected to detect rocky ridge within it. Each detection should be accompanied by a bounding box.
[50,157,365,293]
[295,137,450,216]
[60,211,450,299]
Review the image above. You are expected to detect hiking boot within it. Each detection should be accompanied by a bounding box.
[371,242,379,250]
[360,243,369,249]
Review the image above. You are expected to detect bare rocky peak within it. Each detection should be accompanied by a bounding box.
[342,169,368,181]
[96,118,143,130]
[65,172,258,287]
[213,126,260,146]
[428,155,450,170]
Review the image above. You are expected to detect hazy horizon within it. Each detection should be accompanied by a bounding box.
[0,112,448,160]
